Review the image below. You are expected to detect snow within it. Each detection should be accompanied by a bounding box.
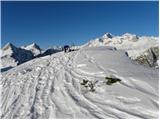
[1,43,16,57]
[1,46,158,118]
[1,33,158,70]
[101,32,113,39]
[21,43,41,56]
[84,33,158,60]
[1,43,42,69]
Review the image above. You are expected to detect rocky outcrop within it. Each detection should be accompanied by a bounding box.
[135,46,159,68]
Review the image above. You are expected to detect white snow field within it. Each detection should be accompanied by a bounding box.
[0,46,159,119]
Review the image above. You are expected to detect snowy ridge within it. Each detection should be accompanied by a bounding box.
[1,43,63,69]
[84,33,158,58]
[1,33,158,69]
[21,43,41,56]
[84,33,159,67]
[1,46,158,118]
[1,43,34,69]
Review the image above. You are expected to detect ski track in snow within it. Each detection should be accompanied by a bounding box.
[0,47,159,118]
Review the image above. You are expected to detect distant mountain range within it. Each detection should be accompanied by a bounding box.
[0,43,63,70]
[1,33,159,70]
[1,33,159,119]
[84,33,159,68]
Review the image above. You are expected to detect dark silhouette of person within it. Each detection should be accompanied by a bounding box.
[64,45,70,53]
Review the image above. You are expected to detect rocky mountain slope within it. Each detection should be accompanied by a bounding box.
[21,43,41,56]
[0,43,63,70]
[1,43,34,69]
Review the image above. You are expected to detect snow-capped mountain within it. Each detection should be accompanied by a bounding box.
[0,33,159,118]
[101,32,114,39]
[1,46,158,118]
[1,43,64,70]
[1,33,158,70]
[1,43,34,69]
[84,33,159,67]
[21,43,41,56]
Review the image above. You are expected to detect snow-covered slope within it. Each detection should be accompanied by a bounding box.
[1,46,158,118]
[84,33,159,67]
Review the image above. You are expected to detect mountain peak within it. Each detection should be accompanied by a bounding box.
[30,43,37,47]
[2,42,16,51]
[122,33,139,41]
[122,33,136,37]
[22,43,41,56]
[25,43,41,50]
[102,32,113,39]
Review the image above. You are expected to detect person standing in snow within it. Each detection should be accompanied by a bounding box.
[63,45,70,53]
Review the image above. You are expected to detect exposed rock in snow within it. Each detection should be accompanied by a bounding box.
[1,43,34,69]
[134,46,159,67]
[37,47,62,57]
[84,33,159,67]
[1,46,158,119]
[1,33,158,70]
[0,43,80,70]
[122,33,139,42]
[2,43,17,56]
[22,43,41,56]
[101,32,113,39]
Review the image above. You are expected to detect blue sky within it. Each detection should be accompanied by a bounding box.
[1,1,159,48]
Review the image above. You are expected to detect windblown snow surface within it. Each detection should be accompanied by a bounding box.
[0,46,159,118]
